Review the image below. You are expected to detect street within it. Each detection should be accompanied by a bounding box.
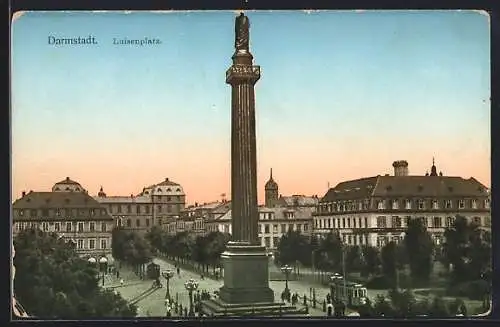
[108,257,348,317]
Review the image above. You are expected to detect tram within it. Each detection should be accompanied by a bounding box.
[329,273,368,307]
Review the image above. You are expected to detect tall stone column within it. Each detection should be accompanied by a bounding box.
[201,14,301,315]
[227,49,260,245]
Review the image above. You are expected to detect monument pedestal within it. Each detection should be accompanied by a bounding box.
[201,242,305,316]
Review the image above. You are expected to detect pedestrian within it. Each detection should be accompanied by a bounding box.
[120,278,124,286]
[327,302,333,317]
[116,270,120,279]
[200,274,204,280]
[177,267,180,275]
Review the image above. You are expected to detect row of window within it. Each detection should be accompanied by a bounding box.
[74,238,109,250]
[108,203,183,215]
[118,218,151,228]
[14,221,111,233]
[218,222,311,235]
[261,223,309,234]
[316,216,369,229]
[260,212,295,220]
[16,208,106,218]
[314,215,491,230]
[318,198,490,213]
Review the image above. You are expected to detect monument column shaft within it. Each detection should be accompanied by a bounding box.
[231,81,259,244]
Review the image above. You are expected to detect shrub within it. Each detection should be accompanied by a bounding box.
[447,280,490,300]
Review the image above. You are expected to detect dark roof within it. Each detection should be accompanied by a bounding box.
[321,177,378,201]
[279,195,319,207]
[321,175,488,202]
[156,178,180,186]
[265,178,278,189]
[54,177,81,185]
[13,191,106,209]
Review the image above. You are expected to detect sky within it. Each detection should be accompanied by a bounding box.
[11,10,490,205]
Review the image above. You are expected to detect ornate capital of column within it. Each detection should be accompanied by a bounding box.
[226,65,261,85]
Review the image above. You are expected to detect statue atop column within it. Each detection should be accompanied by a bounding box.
[235,12,250,51]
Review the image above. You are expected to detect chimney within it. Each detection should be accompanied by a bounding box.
[66,177,70,181]
[392,160,409,176]
[165,178,169,182]
[21,191,26,197]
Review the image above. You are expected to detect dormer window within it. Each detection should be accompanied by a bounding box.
[432,200,439,209]
[392,200,399,210]
[405,200,412,210]
[445,200,452,209]
[458,200,465,209]
[167,188,172,192]
[471,199,477,209]
[157,188,162,192]
[377,201,385,210]
[418,200,425,210]
[176,188,181,192]
[19,209,24,216]
[485,199,490,209]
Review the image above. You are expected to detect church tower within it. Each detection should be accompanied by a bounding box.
[265,168,279,207]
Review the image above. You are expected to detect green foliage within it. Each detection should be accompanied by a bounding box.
[345,245,365,273]
[403,219,434,285]
[275,230,311,266]
[446,279,491,301]
[112,227,153,266]
[360,245,380,277]
[145,228,231,270]
[443,215,491,285]
[14,229,137,319]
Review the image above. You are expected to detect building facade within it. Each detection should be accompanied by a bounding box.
[207,205,314,251]
[12,178,114,257]
[95,177,186,234]
[313,160,491,248]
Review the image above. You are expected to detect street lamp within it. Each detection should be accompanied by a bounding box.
[329,273,342,300]
[162,269,175,301]
[184,278,198,317]
[280,264,293,296]
[99,256,108,287]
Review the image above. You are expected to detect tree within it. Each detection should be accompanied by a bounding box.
[381,242,398,287]
[275,230,311,267]
[403,219,434,285]
[205,232,231,273]
[345,245,365,273]
[14,229,137,318]
[316,232,343,272]
[360,245,380,277]
[443,215,491,285]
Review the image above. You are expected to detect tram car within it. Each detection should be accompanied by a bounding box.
[146,262,161,280]
[329,274,368,307]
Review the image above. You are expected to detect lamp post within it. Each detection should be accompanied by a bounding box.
[99,256,108,287]
[184,278,198,317]
[162,269,175,301]
[280,264,293,297]
[329,273,342,301]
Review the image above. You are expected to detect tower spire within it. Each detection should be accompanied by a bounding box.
[270,168,273,180]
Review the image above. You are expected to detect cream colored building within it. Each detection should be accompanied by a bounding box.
[313,160,491,248]
[95,177,186,234]
[12,178,114,257]
[207,205,314,251]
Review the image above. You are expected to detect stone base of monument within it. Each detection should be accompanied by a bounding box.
[201,298,306,317]
[200,241,306,317]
